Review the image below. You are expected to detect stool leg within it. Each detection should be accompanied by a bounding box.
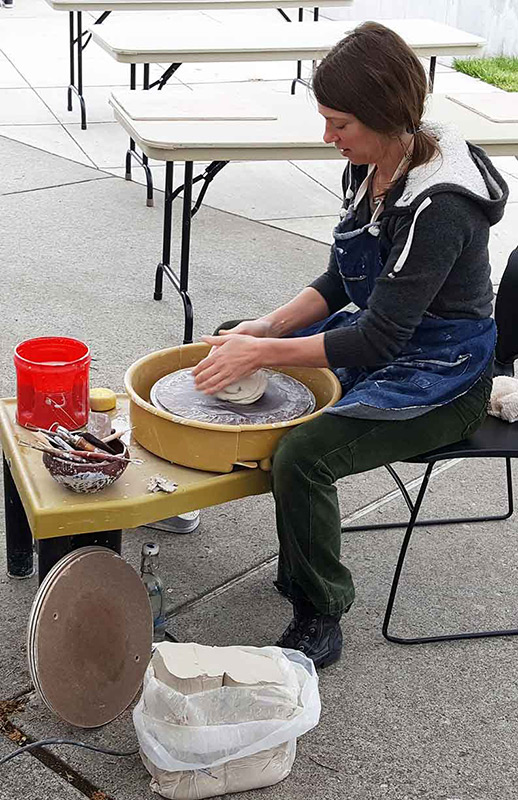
[38,530,122,585]
[3,455,34,579]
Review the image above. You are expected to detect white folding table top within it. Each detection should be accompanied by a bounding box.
[110,88,518,159]
[447,92,518,124]
[45,0,351,10]
[109,86,518,161]
[91,17,485,63]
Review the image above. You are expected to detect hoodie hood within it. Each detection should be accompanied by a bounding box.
[393,122,508,227]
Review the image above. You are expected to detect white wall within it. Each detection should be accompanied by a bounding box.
[322,0,518,56]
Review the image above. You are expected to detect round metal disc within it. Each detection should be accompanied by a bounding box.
[150,368,316,425]
[28,547,153,728]
[27,547,107,707]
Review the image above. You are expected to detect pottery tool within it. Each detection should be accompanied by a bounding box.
[54,425,118,455]
[17,439,142,465]
[101,428,133,443]
[17,441,86,464]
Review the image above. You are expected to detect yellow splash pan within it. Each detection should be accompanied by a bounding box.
[124,343,342,473]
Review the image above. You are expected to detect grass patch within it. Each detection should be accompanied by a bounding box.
[453,56,518,92]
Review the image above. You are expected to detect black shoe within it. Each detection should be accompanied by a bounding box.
[273,580,292,600]
[276,600,343,669]
[2,0,14,7]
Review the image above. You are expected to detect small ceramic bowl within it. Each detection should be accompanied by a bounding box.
[42,439,128,494]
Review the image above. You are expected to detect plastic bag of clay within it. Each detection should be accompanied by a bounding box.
[133,644,320,775]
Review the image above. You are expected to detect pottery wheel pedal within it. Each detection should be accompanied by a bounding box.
[28,547,153,728]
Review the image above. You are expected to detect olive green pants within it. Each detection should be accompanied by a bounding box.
[214,321,493,617]
[271,372,492,616]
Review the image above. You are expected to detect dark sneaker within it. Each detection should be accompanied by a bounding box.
[276,601,343,668]
[273,579,292,600]
[2,0,14,7]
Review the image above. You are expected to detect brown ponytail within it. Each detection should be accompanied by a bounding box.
[313,22,441,171]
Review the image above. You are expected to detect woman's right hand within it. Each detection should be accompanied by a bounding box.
[218,319,273,338]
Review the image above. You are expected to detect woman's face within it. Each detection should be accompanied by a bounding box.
[318,103,384,165]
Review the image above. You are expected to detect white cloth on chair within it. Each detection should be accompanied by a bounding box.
[488,376,518,423]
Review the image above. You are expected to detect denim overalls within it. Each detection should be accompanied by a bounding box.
[295,168,496,420]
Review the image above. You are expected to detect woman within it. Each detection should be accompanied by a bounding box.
[192,22,508,668]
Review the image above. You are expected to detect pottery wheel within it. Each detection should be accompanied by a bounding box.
[28,547,152,728]
[150,368,316,425]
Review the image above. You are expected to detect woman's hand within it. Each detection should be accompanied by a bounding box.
[192,334,266,395]
[218,319,272,338]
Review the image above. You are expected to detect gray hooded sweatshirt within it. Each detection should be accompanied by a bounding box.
[310,123,509,369]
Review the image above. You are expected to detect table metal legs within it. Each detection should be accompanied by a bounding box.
[38,530,122,585]
[4,455,34,579]
[154,161,194,344]
[290,6,319,95]
[3,454,122,584]
[67,10,111,130]
[125,64,154,207]
[429,55,437,92]
[124,61,184,207]
[153,160,228,343]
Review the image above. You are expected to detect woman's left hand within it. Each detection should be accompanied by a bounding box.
[192,334,266,395]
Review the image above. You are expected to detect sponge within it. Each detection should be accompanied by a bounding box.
[90,388,117,412]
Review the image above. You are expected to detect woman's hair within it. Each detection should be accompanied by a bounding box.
[313,22,440,171]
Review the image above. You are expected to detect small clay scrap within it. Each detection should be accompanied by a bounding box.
[147,475,178,494]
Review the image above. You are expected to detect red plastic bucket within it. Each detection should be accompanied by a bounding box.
[14,337,91,430]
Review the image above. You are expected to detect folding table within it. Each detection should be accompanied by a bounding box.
[43,0,354,128]
[91,16,485,91]
[108,86,518,343]
[1,396,270,583]
[93,16,484,205]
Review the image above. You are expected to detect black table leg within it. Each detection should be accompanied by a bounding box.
[429,56,437,92]
[4,454,34,579]
[154,160,229,342]
[154,159,174,304]
[38,530,122,585]
[67,10,111,129]
[154,161,194,343]
[125,64,154,206]
[291,6,316,94]
[179,161,194,344]
[67,11,75,113]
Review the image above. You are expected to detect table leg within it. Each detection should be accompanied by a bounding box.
[291,7,313,94]
[312,8,319,71]
[3,455,34,579]
[38,530,122,585]
[154,160,174,303]
[155,160,195,343]
[429,56,437,93]
[178,161,194,344]
[125,64,154,206]
[67,10,110,129]
[154,161,229,341]
[67,11,75,113]
[66,12,87,129]
[276,8,292,22]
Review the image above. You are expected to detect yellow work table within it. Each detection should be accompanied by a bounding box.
[0,396,270,584]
